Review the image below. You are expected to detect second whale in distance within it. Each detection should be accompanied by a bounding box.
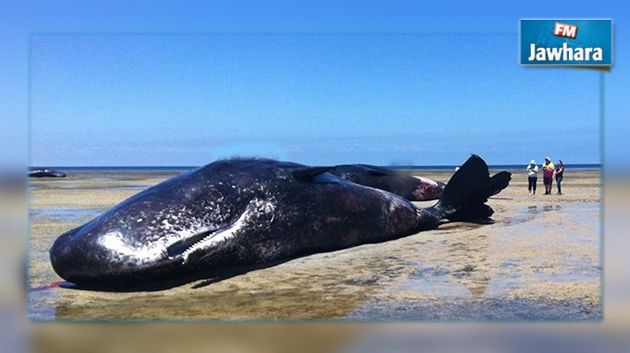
[329,165,511,202]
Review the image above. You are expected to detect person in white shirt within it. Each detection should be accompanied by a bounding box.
[526,160,539,195]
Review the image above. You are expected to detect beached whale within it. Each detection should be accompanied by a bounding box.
[330,165,511,202]
[50,155,509,289]
[28,168,66,178]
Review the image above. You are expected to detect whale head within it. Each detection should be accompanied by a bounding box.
[49,170,276,288]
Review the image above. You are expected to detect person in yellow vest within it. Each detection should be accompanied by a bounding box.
[542,157,555,195]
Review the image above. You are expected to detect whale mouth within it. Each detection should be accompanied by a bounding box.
[165,207,252,262]
[166,227,225,258]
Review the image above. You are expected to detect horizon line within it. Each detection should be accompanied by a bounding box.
[30,163,603,169]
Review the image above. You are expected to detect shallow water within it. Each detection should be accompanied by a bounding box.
[27,169,602,321]
[30,207,106,223]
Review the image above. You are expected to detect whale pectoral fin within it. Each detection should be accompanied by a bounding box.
[292,167,334,182]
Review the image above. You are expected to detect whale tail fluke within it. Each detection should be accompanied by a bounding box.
[430,154,508,222]
[489,171,512,196]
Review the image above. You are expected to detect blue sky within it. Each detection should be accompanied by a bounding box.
[30,33,599,166]
[1,0,627,168]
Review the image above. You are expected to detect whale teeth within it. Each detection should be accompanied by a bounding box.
[177,205,252,263]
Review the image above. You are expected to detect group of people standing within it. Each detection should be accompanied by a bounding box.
[526,157,564,196]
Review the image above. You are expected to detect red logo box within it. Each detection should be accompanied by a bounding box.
[554,22,578,39]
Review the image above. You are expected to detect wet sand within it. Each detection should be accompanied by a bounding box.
[28,169,601,321]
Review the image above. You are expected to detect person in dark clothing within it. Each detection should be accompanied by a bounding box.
[555,160,565,195]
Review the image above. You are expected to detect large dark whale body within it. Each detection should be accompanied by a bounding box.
[50,155,506,288]
[28,168,66,178]
[329,165,446,201]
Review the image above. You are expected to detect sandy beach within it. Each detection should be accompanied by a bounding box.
[28,168,601,321]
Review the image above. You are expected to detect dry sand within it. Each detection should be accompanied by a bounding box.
[27,169,601,321]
